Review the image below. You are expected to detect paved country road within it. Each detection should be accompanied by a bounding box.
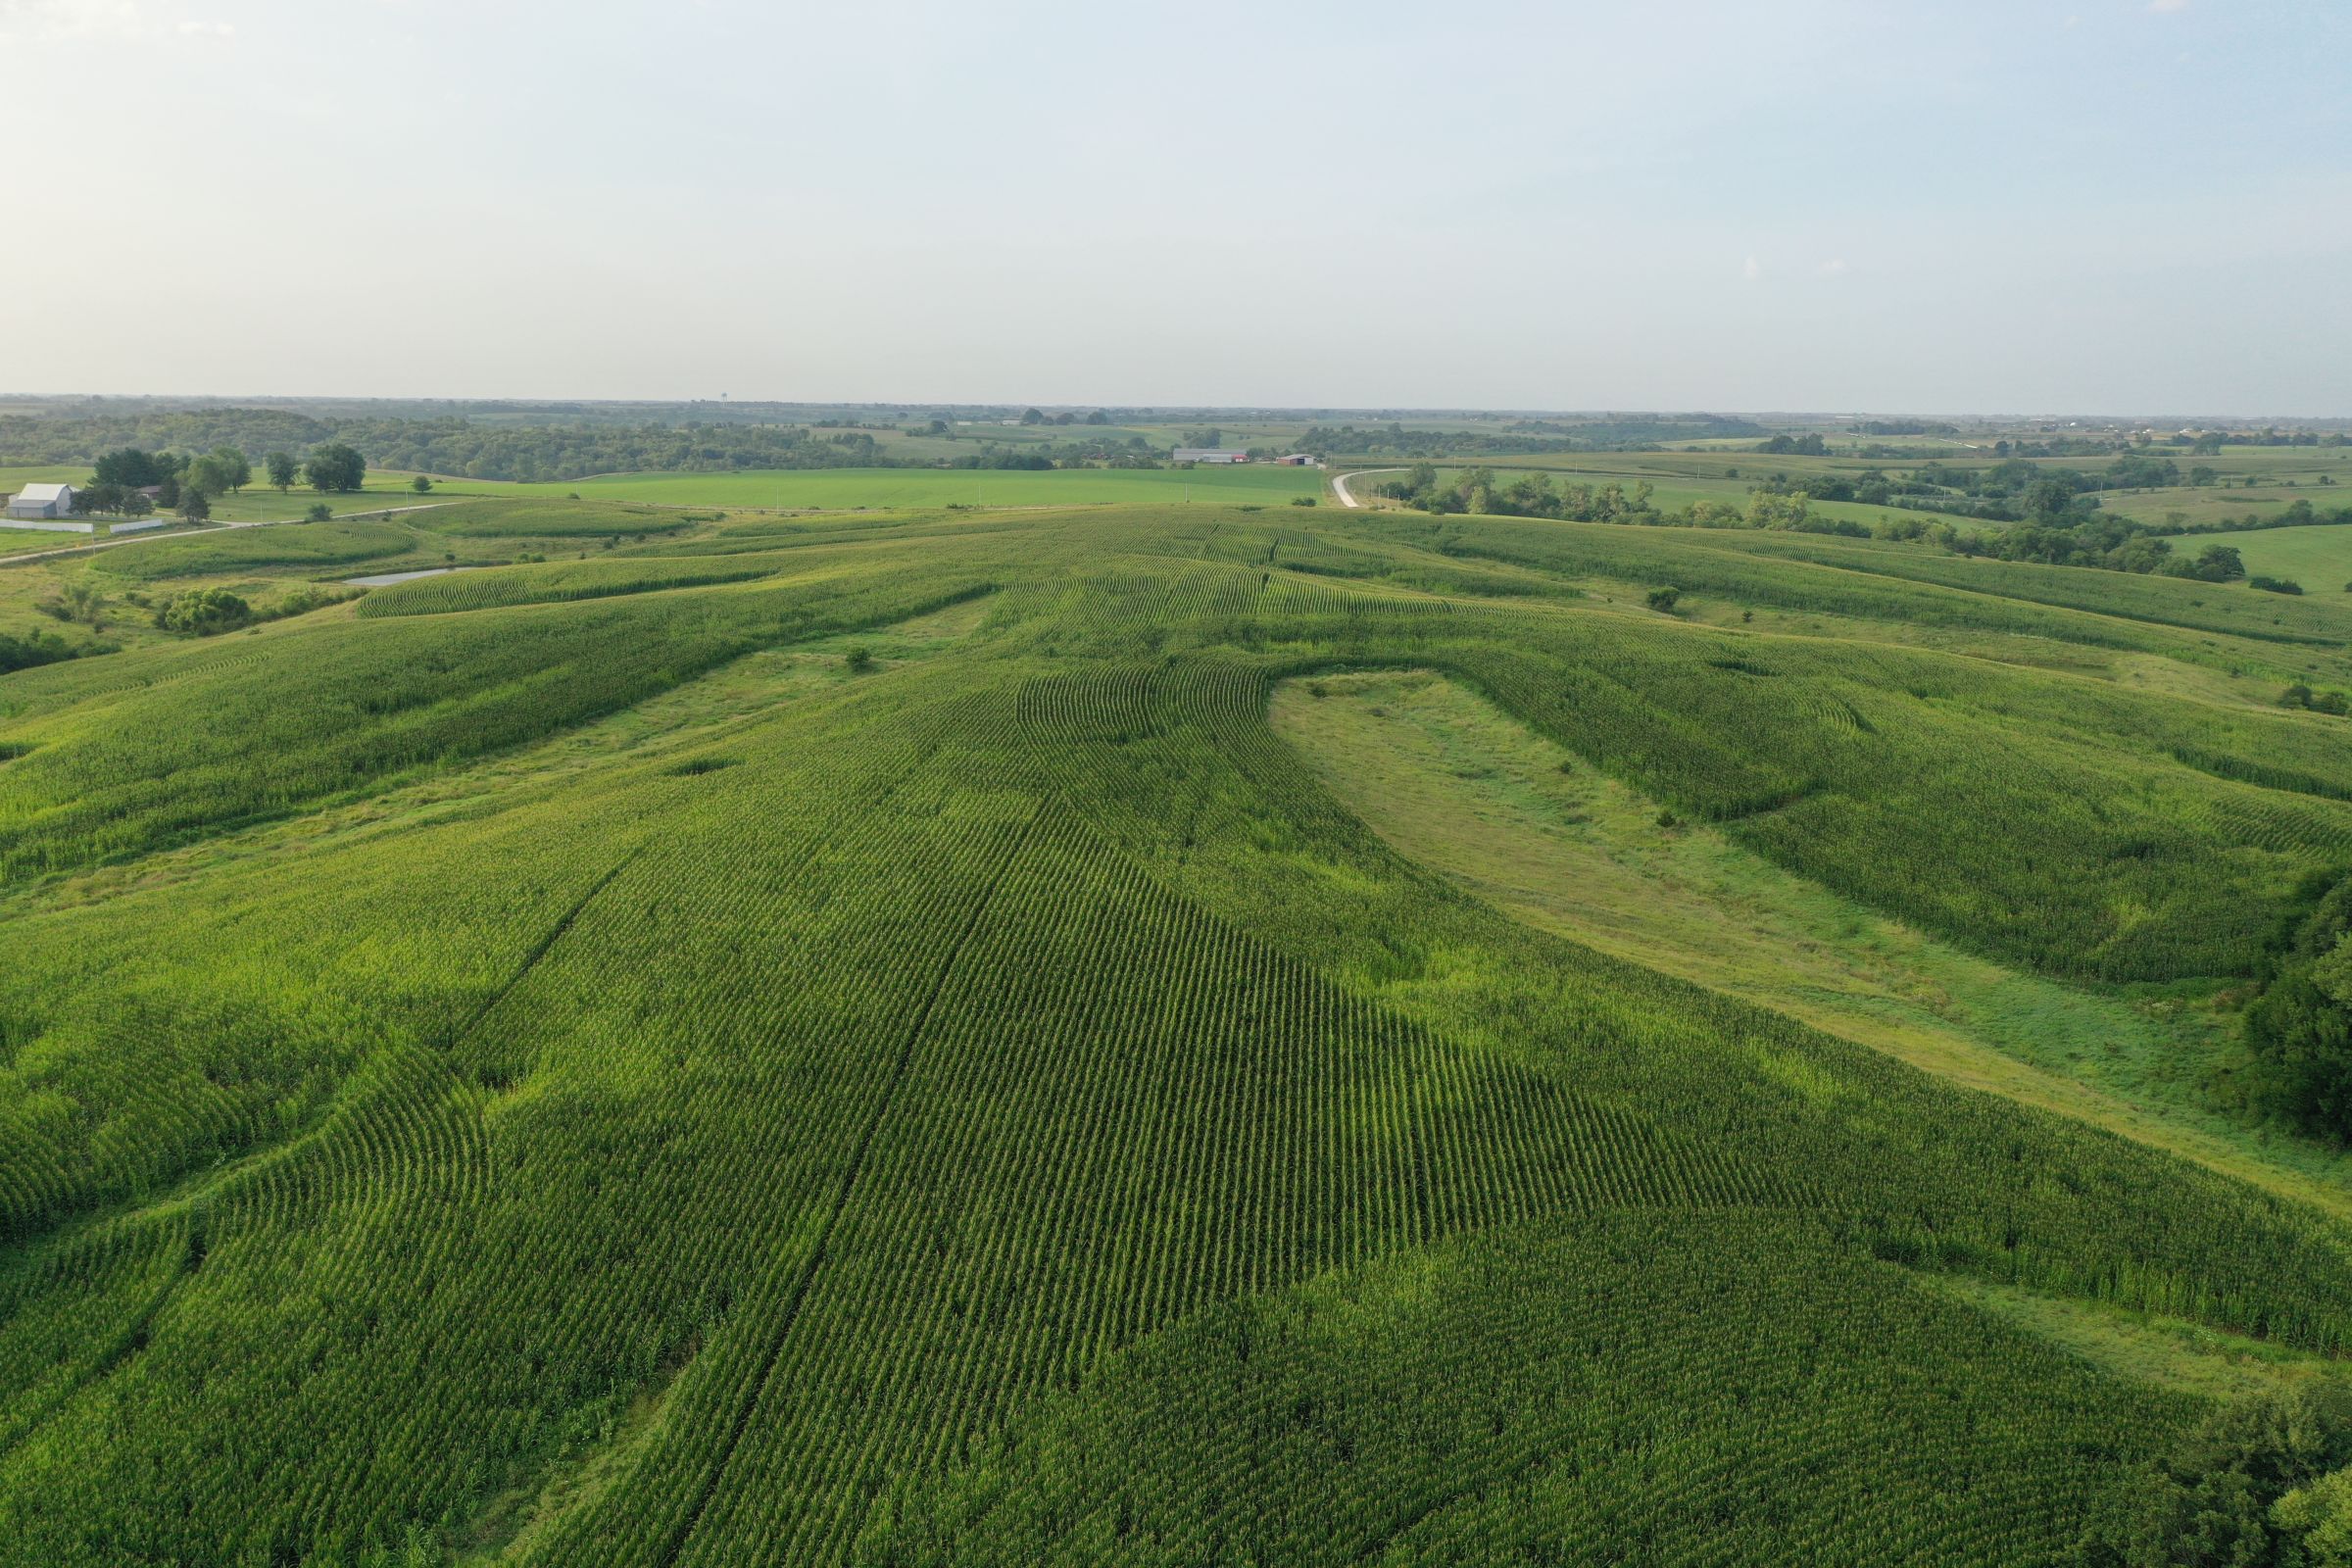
[1331,468,1402,509]
[0,502,451,568]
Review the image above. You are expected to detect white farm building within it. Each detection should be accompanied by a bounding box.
[6,482,76,520]
[1171,449,1249,465]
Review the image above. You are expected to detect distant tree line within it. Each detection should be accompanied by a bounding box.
[74,443,368,520]
[1849,419,1959,437]
[3,409,1174,485]
[1305,416,1765,461]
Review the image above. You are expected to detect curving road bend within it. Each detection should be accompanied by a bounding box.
[1330,468,1403,509]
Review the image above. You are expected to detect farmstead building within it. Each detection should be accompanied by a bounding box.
[6,482,76,519]
[1172,449,1248,464]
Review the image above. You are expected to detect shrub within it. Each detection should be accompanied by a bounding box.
[154,587,255,635]
[1646,586,1682,612]
[2250,576,2305,595]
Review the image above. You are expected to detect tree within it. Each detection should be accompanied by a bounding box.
[2191,544,2246,581]
[1083,411,1108,425]
[209,446,252,493]
[266,452,298,492]
[184,455,237,502]
[92,448,167,488]
[304,443,367,493]
[2275,1466,2352,1567]
[1645,586,1682,612]
[411,474,434,494]
[1019,408,1045,425]
[2240,879,2352,1139]
[177,488,212,522]
[305,502,333,522]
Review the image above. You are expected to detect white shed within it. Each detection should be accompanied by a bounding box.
[6,483,76,520]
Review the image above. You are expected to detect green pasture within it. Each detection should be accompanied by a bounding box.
[2106,483,2352,529]
[2154,521,2352,592]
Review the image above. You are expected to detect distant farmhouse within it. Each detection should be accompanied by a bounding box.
[1172,449,1249,465]
[5,482,76,520]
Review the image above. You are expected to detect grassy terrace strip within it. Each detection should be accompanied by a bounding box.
[352,551,828,616]
[5,500,2352,1564]
[416,497,698,537]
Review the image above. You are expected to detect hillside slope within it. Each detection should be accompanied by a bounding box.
[2,504,2349,1564]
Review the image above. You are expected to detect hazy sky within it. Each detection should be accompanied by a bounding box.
[4,0,2346,413]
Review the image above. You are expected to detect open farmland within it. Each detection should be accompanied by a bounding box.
[2152,520,2352,592]
[4,495,2352,1564]
[540,463,1329,509]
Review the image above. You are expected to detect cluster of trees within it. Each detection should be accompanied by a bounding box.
[1371,466,1916,539]
[79,445,246,519]
[2236,876,2352,1143]
[0,627,84,674]
[75,443,368,521]
[1374,465,1665,522]
[153,587,255,635]
[1941,515,2251,578]
[2169,498,2352,538]
[2095,1385,2352,1566]
[2280,684,2351,716]
[1756,433,1831,456]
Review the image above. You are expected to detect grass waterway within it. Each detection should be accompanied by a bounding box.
[1272,667,2352,1220]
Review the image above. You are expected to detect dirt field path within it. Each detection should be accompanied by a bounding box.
[1331,468,1402,509]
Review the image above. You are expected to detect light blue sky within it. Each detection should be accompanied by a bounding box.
[5,0,2345,413]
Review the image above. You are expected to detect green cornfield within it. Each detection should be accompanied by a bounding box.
[3,501,2350,1564]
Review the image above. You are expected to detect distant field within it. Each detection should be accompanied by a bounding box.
[2155,521,2352,591]
[0,464,87,493]
[548,465,1327,509]
[1411,466,1982,532]
[2105,484,2351,529]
